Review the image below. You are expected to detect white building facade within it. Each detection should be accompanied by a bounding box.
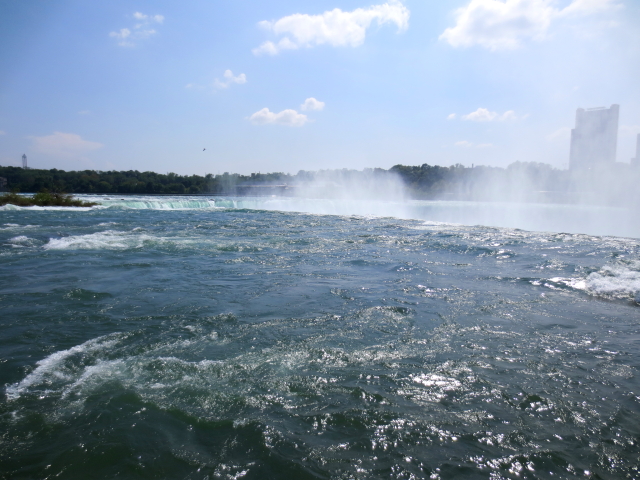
[569,105,619,170]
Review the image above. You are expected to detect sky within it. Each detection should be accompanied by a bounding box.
[0,0,639,175]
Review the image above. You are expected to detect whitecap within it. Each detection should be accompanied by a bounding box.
[6,334,120,401]
[547,261,640,301]
[584,262,640,300]
[44,230,144,250]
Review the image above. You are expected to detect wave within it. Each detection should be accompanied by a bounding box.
[4,235,42,248]
[43,230,150,250]
[536,260,640,303]
[41,229,265,252]
[582,261,640,302]
[81,195,413,219]
[6,334,122,401]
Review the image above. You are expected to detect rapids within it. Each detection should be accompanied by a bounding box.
[1,196,639,479]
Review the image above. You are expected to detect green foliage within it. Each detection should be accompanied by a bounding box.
[0,166,220,195]
[0,193,33,206]
[0,166,301,196]
[0,191,98,207]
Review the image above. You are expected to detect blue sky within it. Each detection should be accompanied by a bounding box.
[1,0,639,175]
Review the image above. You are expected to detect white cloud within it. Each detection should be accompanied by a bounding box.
[559,0,619,16]
[301,98,325,111]
[109,28,132,46]
[133,12,164,23]
[249,108,309,127]
[447,113,457,120]
[31,132,103,158]
[248,98,324,125]
[440,0,620,50]
[0,130,6,135]
[78,110,91,115]
[110,12,164,47]
[461,107,520,121]
[252,38,300,56]
[213,70,247,89]
[463,108,498,121]
[253,0,409,55]
[253,41,278,56]
[187,70,247,91]
[455,140,493,148]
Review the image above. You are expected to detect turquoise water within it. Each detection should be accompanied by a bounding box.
[1,196,639,479]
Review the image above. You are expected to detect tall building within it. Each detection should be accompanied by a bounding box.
[569,104,619,170]
[632,133,640,168]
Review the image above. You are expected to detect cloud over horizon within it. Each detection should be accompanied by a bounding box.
[253,1,409,55]
[459,108,520,121]
[31,132,103,158]
[440,0,620,50]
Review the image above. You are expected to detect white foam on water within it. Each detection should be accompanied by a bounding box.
[1,224,41,235]
[6,235,33,247]
[0,204,93,211]
[6,193,636,238]
[0,204,21,211]
[43,229,252,252]
[6,335,120,401]
[4,235,45,248]
[541,261,640,301]
[87,196,224,211]
[584,262,640,301]
[60,359,126,399]
[411,373,462,389]
[43,230,159,250]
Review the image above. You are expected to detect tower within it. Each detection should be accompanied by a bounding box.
[569,105,619,170]
[632,133,640,168]
[21,154,27,169]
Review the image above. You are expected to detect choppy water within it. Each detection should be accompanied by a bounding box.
[1,196,639,479]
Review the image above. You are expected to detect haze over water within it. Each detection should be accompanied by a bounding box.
[1,196,639,479]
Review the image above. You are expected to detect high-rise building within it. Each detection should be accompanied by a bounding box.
[632,133,640,168]
[569,104,619,170]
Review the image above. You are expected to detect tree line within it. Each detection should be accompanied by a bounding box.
[0,167,241,195]
[0,162,637,206]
